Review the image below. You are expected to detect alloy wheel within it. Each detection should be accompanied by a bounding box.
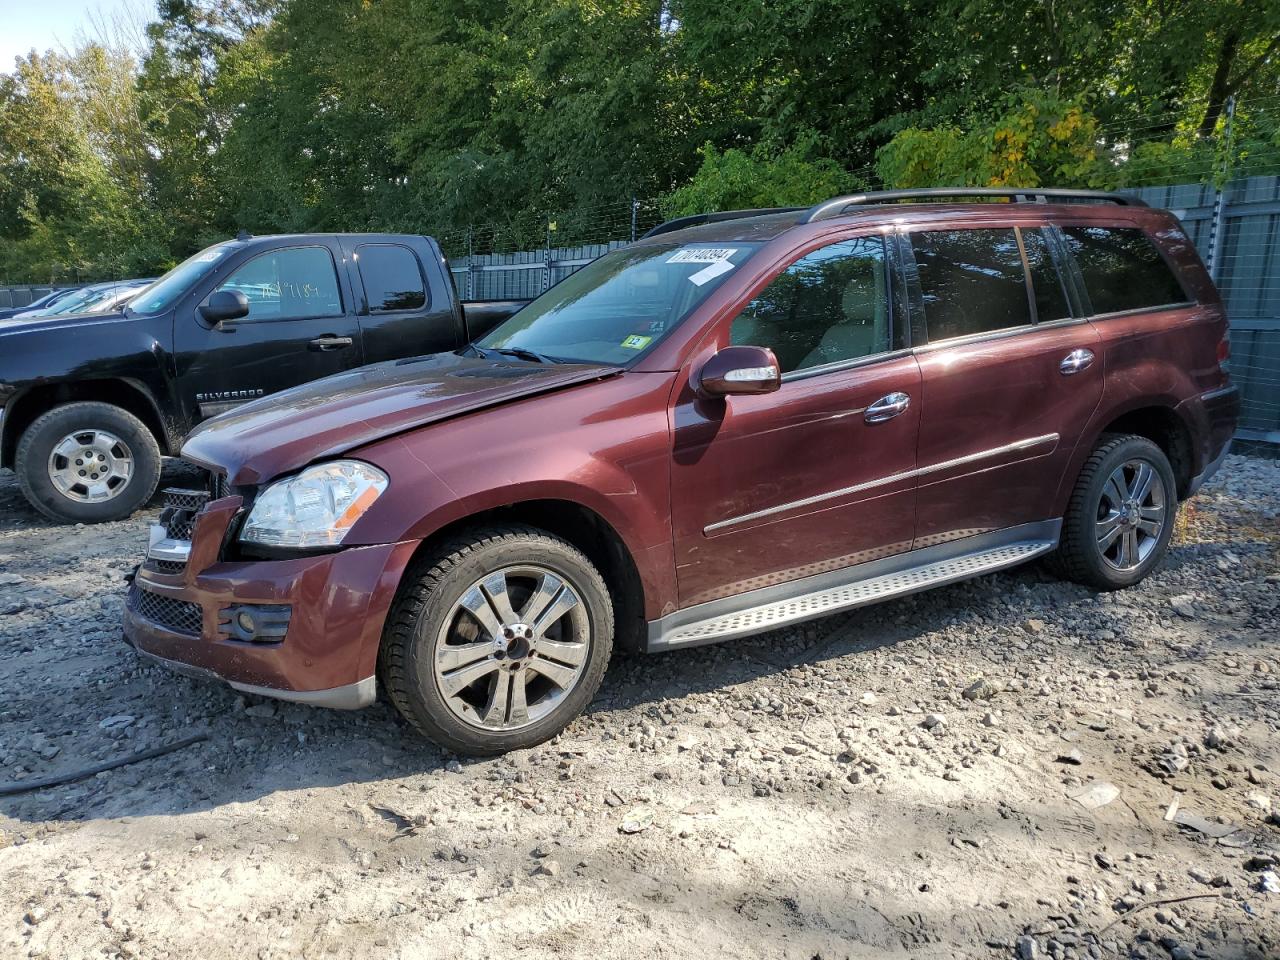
[1095,458,1167,572]
[432,565,590,731]
[47,430,134,503]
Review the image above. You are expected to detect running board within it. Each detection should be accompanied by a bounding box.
[647,521,1060,652]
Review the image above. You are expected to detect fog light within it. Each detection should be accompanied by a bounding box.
[218,603,291,643]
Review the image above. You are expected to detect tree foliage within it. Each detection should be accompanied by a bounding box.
[1,0,1278,281]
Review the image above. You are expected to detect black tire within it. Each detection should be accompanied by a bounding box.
[379,524,614,755]
[1049,434,1178,591]
[15,401,162,524]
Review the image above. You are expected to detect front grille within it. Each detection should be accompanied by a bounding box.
[128,584,203,636]
[144,558,187,575]
[160,487,209,540]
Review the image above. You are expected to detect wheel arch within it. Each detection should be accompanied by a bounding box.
[2,379,175,469]
[400,498,649,655]
[1056,398,1197,514]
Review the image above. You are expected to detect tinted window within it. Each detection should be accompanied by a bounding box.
[357,244,427,312]
[215,247,343,321]
[1022,228,1071,322]
[911,229,1030,341]
[730,236,891,373]
[1062,226,1188,314]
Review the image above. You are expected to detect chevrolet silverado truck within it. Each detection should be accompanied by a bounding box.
[0,233,524,523]
[123,189,1238,755]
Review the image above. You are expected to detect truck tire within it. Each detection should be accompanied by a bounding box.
[380,524,614,755]
[1049,435,1178,591]
[15,401,162,524]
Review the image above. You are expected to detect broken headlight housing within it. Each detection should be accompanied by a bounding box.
[240,460,388,549]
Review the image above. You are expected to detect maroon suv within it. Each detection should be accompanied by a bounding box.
[123,188,1239,755]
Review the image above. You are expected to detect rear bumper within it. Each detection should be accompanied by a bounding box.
[122,493,418,708]
[1184,384,1239,497]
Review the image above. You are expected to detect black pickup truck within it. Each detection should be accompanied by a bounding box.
[0,233,525,523]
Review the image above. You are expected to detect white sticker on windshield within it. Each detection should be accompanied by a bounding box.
[667,247,738,264]
[687,260,736,286]
[195,248,226,263]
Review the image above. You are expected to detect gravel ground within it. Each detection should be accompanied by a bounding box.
[1,454,1278,960]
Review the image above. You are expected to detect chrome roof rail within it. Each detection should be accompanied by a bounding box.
[800,187,1145,223]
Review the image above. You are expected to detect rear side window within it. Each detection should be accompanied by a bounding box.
[357,243,427,312]
[910,228,1031,341]
[1061,226,1188,314]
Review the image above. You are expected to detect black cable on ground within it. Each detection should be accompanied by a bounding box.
[0,733,209,797]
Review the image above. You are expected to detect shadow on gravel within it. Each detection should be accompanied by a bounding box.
[1,561,1057,827]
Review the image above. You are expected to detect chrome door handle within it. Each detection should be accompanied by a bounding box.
[865,392,911,423]
[309,335,354,352]
[1060,348,1095,375]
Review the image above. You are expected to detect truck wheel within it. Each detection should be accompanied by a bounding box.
[380,524,614,755]
[1049,435,1177,591]
[15,401,162,524]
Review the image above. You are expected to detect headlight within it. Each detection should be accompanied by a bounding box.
[241,460,388,548]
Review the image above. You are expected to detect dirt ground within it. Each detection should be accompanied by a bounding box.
[1,454,1277,960]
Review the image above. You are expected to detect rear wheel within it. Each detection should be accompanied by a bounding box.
[1050,435,1177,591]
[379,525,614,755]
[15,401,162,524]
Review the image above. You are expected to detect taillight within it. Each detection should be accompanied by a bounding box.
[1216,337,1230,364]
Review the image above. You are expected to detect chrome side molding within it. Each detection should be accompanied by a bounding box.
[705,434,1059,534]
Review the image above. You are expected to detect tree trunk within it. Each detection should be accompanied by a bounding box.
[1198,28,1241,139]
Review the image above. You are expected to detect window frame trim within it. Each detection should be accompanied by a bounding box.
[354,241,431,315]
[215,243,347,325]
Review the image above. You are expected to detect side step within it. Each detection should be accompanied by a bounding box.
[648,524,1059,652]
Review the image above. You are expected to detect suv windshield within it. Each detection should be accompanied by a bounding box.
[128,242,237,315]
[476,242,761,365]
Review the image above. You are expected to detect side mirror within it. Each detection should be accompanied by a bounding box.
[199,289,250,326]
[698,345,781,398]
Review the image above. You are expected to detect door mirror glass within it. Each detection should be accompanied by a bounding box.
[699,345,781,397]
[199,289,250,326]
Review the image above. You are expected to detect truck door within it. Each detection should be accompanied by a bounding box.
[339,238,464,363]
[174,241,364,422]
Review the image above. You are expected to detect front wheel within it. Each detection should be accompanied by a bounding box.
[1050,435,1178,591]
[15,401,162,524]
[379,525,614,755]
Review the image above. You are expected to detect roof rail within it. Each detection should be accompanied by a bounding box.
[800,187,1145,223]
[640,207,804,240]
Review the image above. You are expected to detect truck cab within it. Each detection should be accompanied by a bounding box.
[0,232,523,523]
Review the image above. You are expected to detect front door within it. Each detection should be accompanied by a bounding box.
[670,232,922,609]
[905,224,1104,545]
[174,242,364,422]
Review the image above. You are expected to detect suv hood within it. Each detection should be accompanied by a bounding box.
[182,351,619,485]
[0,310,128,333]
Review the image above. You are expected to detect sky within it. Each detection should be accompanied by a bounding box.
[0,0,154,71]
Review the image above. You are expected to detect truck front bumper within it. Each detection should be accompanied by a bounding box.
[122,492,419,708]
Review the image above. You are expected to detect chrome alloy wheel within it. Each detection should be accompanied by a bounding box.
[433,565,590,731]
[1095,458,1167,572]
[47,429,134,503]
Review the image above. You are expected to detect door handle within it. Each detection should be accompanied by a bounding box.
[1059,348,1095,375]
[864,392,911,423]
[309,335,354,352]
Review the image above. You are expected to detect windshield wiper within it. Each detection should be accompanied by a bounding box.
[489,346,562,364]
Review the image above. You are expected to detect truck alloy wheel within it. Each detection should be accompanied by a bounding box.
[15,401,162,524]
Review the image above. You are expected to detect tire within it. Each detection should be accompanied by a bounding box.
[379,524,614,755]
[1049,434,1178,591]
[15,401,162,524]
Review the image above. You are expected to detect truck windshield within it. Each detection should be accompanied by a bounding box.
[128,242,237,315]
[476,242,761,365]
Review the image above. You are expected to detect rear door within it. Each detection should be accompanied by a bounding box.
[174,241,363,422]
[906,224,1103,546]
[340,238,465,363]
